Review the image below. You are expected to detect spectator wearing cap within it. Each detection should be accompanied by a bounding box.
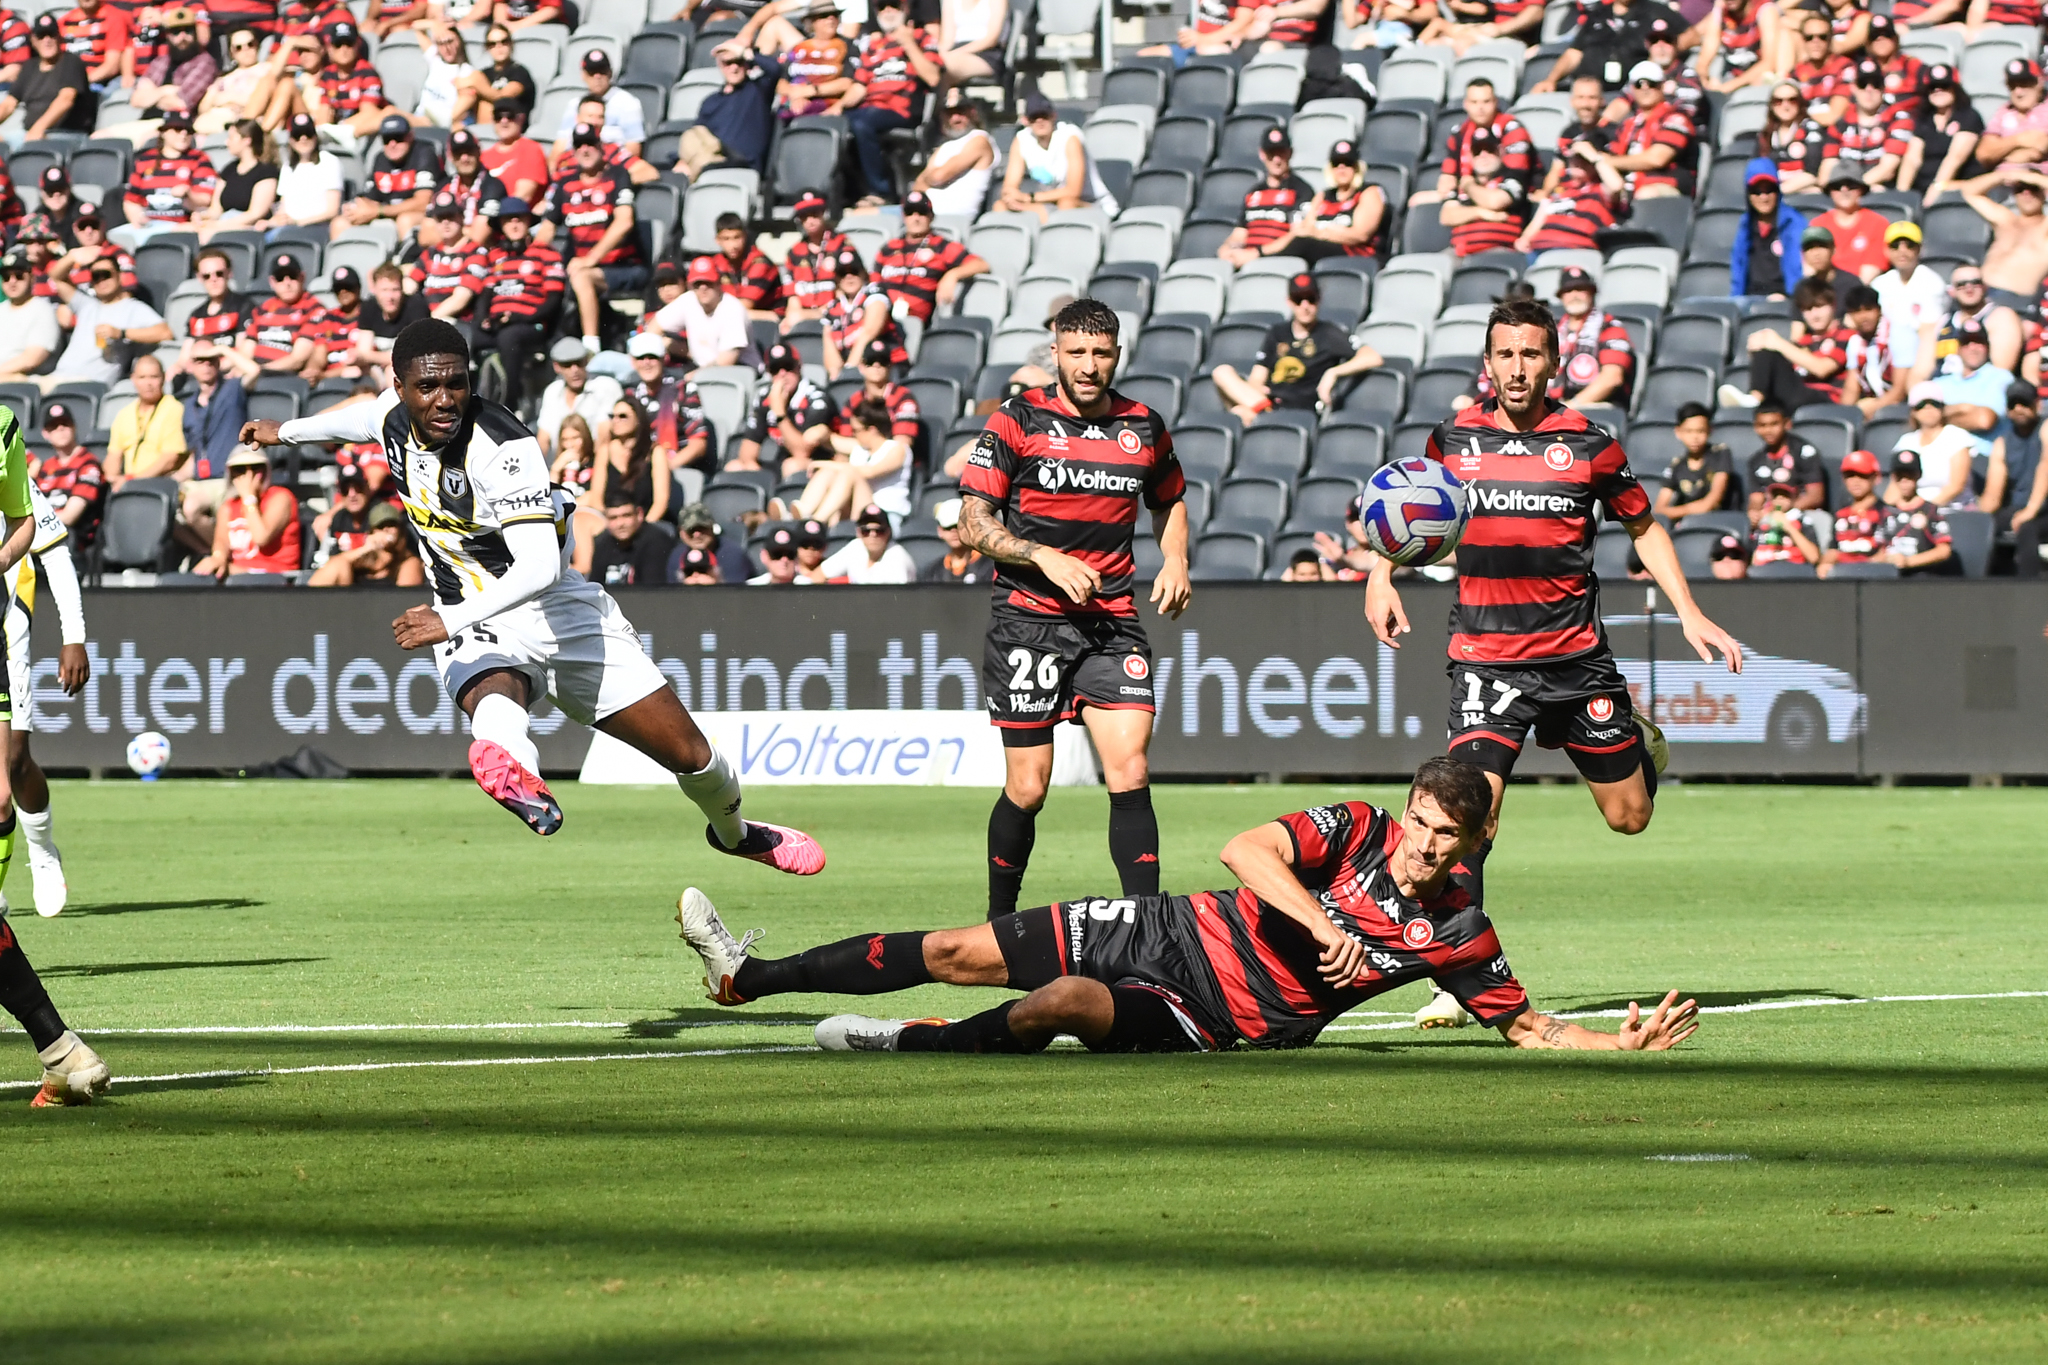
[554,92,660,186]
[550,47,644,157]
[586,387,672,522]
[30,401,101,539]
[675,501,747,582]
[112,109,217,246]
[1720,276,1853,413]
[1817,66,1910,192]
[816,250,905,380]
[303,21,389,152]
[1655,401,1737,522]
[1893,379,1979,510]
[835,337,920,445]
[652,256,752,373]
[401,20,474,129]
[996,90,1118,221]
[195,444,301,578]
[874,191,988,325]
[1212,274,1381,423]
[578,485,679,587]
[31,167,81,247]
[670,545,723,585]
[1743,401,1827,515]
[1920,265,2022,382]
[829,0,942,205]
[308,497,424,587]
[676,45,774,180]
[42,244,169,389]
[191,119,279,242]
[1439,125,1531,255]
[258,113,344,232]
[535,121,644,351]
[65,205,135,294]
[462,25,535,127]
[481,105,549,204]
[625,332,712,478]
[778,194,849,332]
[335,114,438,242]
[412,197,488,321]
[476,196,566,412]
[1271,139,1386,262]
[1529,0,1686,97]
[1601,64,1694,199]
[286,263,362,383]
[176,337,249,541]
[1962,170,2048,314]
[103,353,187,487]
[1706,533,1748,579]
[1986,381,2046,576]
[777,395,911,527]
[1973,58,2048,179]
[6,15,89,140]
[1796,223,1862,316]
[821,503,916,583]
[350,262,430,379]
[0,249,57,379]
[1750,479,1822,567]
[738,341,833,471]
[234,251,321,379]
[1872,219,1947,374]
[913,89,997,217]
[1219,125,1313,267]
[1877,451,1956,574]
[443,129,511,244]
[920,497,985,584]
[1518,140,1626,256]
[1817,448,1888,577]
[712,211,785,321]
[1731,171,1807,298]
[537,336,625,459]
[1810,176,1888,288]
[122,7,216,127]
[789,518,830,582]
[773,0,851,118]
[1897,65,1978,205]
[748,526,801,585]
[1861,16,1923,116]
[1928,318,2013,449]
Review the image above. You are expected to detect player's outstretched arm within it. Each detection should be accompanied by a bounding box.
[1149,499,1191,619]
[1621,514,1744,674]
[1220,823,1368,987]
[1498,991,1699,1051]
[1362,556,1410,649]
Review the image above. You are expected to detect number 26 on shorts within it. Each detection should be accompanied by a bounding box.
[1007,648,1061,691]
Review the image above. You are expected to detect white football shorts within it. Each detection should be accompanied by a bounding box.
[5,594,31,736]
[433,576,668,727]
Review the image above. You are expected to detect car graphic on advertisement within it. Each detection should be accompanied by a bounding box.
[1602,614,1868,751]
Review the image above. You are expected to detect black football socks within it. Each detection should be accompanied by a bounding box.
[897,1002,1042,1054]
[1107,786,1160,896]
[732,931,930,999]
[0,921,65,1052]
[1640,741,1659,803]
[987,794,1037,920]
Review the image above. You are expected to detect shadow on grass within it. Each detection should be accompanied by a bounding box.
[41,957,327,979]
[59,898,266,918]
[1560,988,1864,1012]
[625,1007,824,1037]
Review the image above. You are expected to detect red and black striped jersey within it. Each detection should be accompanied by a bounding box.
[1424,400,1649,663]
[874,231,970,325]
[1717,0,1765,70]
[244,293,318,364]
[1442,113,1537,186]
[1554,118,1609,164]
[781,231,848,313]
[276,0,351,68]
[1792,322,1855,400]
[1449,176,1529,256]
[1789,54,1851,109]
[1310,185,1383,257]
[299,302,358,369]
[0,165,20,234]
[186,291,254,343]
[80,240,134,290]
[959,384,1185,618]
[629,374,710,454]
[124,147,217,224]
[1239,172,1314,252]
[445,169,507,225]
[364,140,439,205]
[850,26,934,119]
[1526,178,1622,252]
[58,3,127,70]
[1242,0,1316,44]
[1184,802,1526,1049]
[1880,498,1950,556]
[1823,109,1912,171]
[1982,0,2037,25]
[719,242,783,312]
[1760,118,1827,178]
[203,0,276,37]
[477,239,564,321]
[318,60,385,118]
[0,8,30,66]
[831,382,919,441]
[1831,501,1887,560]
[540,167,637,265]
[743,375,832,445]
[1875,52,1925,117]
[1607,99,1693,195]
[409,241,487,314]
[823,280,906,367]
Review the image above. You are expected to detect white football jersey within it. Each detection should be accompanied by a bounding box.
[5,484,71,614]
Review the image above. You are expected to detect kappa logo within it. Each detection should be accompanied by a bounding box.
[1117,427,1143,455]
[1401,919,1435,950]
[1082,425,1107,440]
[1544,442,1575,472]
[1123,655,1149,680]
[1498,439,1530,456]
[1587,696,1615,723]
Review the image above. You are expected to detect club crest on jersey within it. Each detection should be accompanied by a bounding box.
[1587,696,1615,722]
[1123,655,1149,680]
[441,466,468,500]
[1401,919,1434,949]
[1543,442,1574,472]
[1117,427,1142,455]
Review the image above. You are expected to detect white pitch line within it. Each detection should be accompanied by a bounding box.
[1322,988,2048,1032]
[0,1044,817,1093]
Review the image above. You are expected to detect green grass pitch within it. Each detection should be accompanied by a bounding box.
[3,778,2046,1364]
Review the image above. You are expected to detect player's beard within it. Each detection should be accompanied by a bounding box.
[1491,356,1556,429]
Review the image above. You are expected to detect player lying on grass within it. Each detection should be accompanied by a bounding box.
[675,758,1699,1055]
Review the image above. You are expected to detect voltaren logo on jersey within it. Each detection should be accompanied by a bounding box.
[1034,462,1145,494]
[1471,487,1577,513]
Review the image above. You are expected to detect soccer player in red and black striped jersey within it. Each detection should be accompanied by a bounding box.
[1366,294,1743,845]
[1219,126,1315,269]
[677,758,1701,1057]
[874,190,987,325]
[956,299,1192,920]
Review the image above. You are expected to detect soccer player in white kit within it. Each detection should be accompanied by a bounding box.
[242,321,824,873]
[1,484,88,916]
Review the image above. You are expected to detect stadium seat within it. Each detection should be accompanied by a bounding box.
[1400,204,1451,256]
[1389,420,1438,464]
[1236,62,1301,110]
[1082,107,1154,170]
[1924,202,1993,258]
[1619,196,1692,253]
[1190,167,1257,228]
[1193,529,1265,579]
[1376,55,1447,105]
[1211,477,1290,540]
[1284,476,1363,534]
[1175,420,1238,484]
[1030,220,1104,281]
[1427,320,1485,362]
[94,482,175,574]
[955,275,1011,327]
[1310,263,1371,329]
[1363,107,1431,170]
[1143,114,1218,173]
[1156,267,1227,323]
[1671,525,1728,578]
[1238,423,1309,478]
[65,141,127,193]
[133,241,192,306]
[1357,320,1426,367]
[1600,261,1671,309]
[967,218,1035,285]
[1125,167,1195,217]
[1214,112,1283,171]
[1130,322,1205,380]
[1169,60,1236,116]
[1286,110,1354,172]
[1119,372,1183,423]
[1409,365,1474,422]
[669,68,722,122]
[624,30,688,86]
[1635,365,1715,422]
[1656,312,1734,366]
[1367,265,1445,322]
[1101,65,1169,112]
[1339,366,1408,421]
[1225,271,1293,315]
[1447,262,1517,309]
[1309,421,1385,477]
[1675,262,1731,301]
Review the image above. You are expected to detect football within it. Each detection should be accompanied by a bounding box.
[126,731,171,780]
[1358,457,1469,566]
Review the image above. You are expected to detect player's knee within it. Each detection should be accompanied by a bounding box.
[1011,977,1109,1037]
[923,928,997,983]
[1104,750,1149,791]
[1604,802,1652,835]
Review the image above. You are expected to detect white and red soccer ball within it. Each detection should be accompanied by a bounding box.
[1358,458,1468,566]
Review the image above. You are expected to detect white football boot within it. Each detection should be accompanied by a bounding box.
[674,887,762,1006]
[1414,987,1475,1029]
[32,1032,110,1106]
[816,1015,913,1051]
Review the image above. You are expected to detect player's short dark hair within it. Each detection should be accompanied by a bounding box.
[848,395,893,433]
[1791,276,1835,312]
[1674,401,1711,426]
[1485,297,1557,361]
[1051,297,1120,342]
[392,318,471,381]
[1844,284,1881,312]
[714,212,745,234]
[1409,757,1493,835]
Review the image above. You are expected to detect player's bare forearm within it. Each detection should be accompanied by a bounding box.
[57,642,88,694]
[1499,992,1699,1051]
[958,495,1041,567]
[1150,500,1192,619]
[1220,825,1364,985]
[1622,515,1743,672]
[1363,559,1410,647]
[241,419,285,447]
[393,604,450,650]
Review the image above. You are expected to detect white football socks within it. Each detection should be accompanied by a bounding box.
[678,745,746,848]
[17,807,51,851]
[471,693,541,774]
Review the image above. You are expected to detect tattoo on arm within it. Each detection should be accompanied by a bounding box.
[1539,1016,1570,1045]
[958,496,1041,567]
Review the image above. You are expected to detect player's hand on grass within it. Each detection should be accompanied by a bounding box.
[393,604,450,649]
[1615,991,1699,1051]
[1680,610,1744,674]
[1315,929,1367,987]
[56,642,87,694]
[1031,547,1100,605]
[1150,557,1191,619]
[1364,573,1409,648]
[239,419,285,447]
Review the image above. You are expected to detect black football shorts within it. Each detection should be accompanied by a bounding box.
[993,897,1235,1052]
[1445,651,1643,783]
[983,608,1154,746]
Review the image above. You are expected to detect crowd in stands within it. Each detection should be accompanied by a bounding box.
[0,0,2035,587]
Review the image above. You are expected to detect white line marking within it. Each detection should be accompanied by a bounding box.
[1323,989,2048,1033]
[0,1044,817,1093]
[1647,1154,1752,1162]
